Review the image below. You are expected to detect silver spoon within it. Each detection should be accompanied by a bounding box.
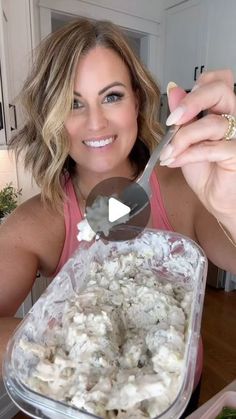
[79,125,180,239]
[120,124,181,218]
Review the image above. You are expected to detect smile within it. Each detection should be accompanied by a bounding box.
[83,136,115,148]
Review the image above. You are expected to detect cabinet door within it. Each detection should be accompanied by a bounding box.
[14,274,51,318]
[1,0,32,132]
[163,0,207,90]
[31,273,51,306]
[206,0,236,81]
[0,4,11,145]
[0,69,6,145]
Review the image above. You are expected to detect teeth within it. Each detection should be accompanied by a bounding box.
[84,137,114,148]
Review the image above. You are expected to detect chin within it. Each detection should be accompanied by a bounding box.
[93,165,118,176]
[89,158,125,175]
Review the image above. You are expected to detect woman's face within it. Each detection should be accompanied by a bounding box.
[65,46,139,176]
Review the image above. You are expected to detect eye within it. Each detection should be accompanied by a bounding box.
[103,92,124,104]
[72,99,84,110]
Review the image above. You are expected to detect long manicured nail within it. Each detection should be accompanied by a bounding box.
[167,81,178,98]
[160,144,174,161]
[166,106,185,126]
[160,157,175,166]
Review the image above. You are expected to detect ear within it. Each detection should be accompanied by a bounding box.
[167,85,187,112]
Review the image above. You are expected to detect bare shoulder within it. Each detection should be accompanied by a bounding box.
[0,194,65,275]
[156,165,200,239]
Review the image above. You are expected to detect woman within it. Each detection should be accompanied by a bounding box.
[0,18,235,416]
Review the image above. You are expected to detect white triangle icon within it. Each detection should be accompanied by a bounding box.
[108,197,131,223]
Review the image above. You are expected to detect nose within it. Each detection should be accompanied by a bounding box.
[87,105,108,131]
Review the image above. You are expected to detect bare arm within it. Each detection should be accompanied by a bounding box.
[158,165,236,274]
[0,213,39,316]
[0,317,22,378]
[194,204,236,275]
[0,195,64,315]
[0,195,64,371]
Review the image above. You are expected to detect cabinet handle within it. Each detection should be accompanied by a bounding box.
[200,65,205,73]
[9,103,17,131]
[0,102,3,130]
[194,66,199,81]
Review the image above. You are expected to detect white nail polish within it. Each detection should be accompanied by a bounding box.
[160,144,174,161]
[160,157,175,166]
[166,81,178,97]
[166,106,185,126]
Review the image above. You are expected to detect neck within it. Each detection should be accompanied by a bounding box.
[74,160,137,200]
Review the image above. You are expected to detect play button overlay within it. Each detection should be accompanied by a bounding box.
[108,197,130,223]
[85,177,151,241]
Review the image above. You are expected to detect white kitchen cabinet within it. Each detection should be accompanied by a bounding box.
[14,273,51,318]
[0,0,35,147]
[0,67,6,145]
[31,273,51,305]
[0,4,11,146]
[205,0,236,77]
[162,0,208,90]
[1,0,33,135]
[0,0,40,202]
[162,0,236,91]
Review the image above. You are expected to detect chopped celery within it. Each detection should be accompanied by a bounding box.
[216,406,236,418]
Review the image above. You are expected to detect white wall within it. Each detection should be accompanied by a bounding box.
[38,0,163,23]
[0,150,17,190]
[16,157,40,202]
[75,0,163,21]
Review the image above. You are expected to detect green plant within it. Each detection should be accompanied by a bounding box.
[0,183,22,219]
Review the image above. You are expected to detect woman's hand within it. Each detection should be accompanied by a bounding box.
[161,70,236,228]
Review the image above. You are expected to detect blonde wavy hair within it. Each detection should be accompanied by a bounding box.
[11,18,163,210]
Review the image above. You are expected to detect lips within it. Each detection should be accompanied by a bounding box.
[83,136,115,148]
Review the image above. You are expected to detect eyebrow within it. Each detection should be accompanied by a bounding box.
[74,82,126,97]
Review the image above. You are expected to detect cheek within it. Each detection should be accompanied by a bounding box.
[64,119,77,139]
[119,106,138,133]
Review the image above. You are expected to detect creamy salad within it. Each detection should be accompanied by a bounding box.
[20,251,193,418]
[77,195,130,242]
[77,196,110,241]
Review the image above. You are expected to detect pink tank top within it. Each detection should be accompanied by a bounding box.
[53,171,203,389]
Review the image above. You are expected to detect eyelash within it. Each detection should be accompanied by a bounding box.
[72,99,83,110]
[72,91,124,110]
[103,91,124,103]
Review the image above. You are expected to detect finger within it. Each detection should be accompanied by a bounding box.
[195,69,234,90]
[167,85,187,112]
[166,81,236,126]
[160,113,229,161]
[161,140,236,168]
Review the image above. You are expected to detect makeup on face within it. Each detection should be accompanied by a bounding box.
[65,47,139,177]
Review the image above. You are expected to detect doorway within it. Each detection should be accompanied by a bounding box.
[50,11,148,66]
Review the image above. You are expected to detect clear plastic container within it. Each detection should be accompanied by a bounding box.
[3,228,208,419]
[195,391,236,419]
[187,381,236,419]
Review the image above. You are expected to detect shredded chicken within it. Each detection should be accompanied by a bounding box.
[21,251,192,418]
